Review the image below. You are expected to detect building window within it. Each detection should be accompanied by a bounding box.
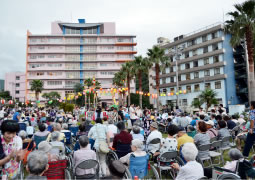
[214,68,220,75]
[182,99,188,106]
[185,52,189,58]
[194,72,199,79]
[162,78,166,84]
[193,61,198,67]
[204,70,210,76]
[216,98,223,104]
[15,90,19,94]
[205,83,211,89]
[169,56,174,62]
[170,66,174,73]
[194,84,200,92]
[203,46,208,53]
[170,77,174,83]
[178,75,181,81]
[47,81,62,86]
[212,43,219,51]
[192,49,197,56]
[215,81,221,89]
[15,83,20,87]
[186,73,190,80]
[204,58,209,65]
[202,35,207,42]
[162,69,166,75]
[186,85,191,93]
[213,55,219,63]
[212,31,218,39]
[185,63,190,69]
[16,76,20,80]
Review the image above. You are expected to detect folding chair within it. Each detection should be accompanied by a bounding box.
[69,126,79,137]
[220,136,231,152]
[74,159,100,179]
[63,131,72,146]
[210,136,217,143]
[210,140,224,165]
[229,126,239,147]
[146,138,161,155]
[197,144,212,168]
[34,135,48,149]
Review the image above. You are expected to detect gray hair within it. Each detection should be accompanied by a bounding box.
[79,135,89,148]
[27,150,48,175]
[51,131,60,141]
[62,123,68,130]
[228,148,243,160]
[133,126,140,134]
[131,139,143,151]
[134,120,142,127]
[38,141,52,153]
[182,143,198,161]
[53,123,61,131]
[108,119,114,124]
[18,130,27,140]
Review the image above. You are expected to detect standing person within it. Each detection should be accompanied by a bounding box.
[143,110,152,137]
[13,110,21,122]
[88,118,110,177]
[243,101,255,157]
[129,104,136,126]
[136,106,143,118]
[118,106,124,121]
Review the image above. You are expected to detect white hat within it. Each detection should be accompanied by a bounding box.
[205,120,214,126]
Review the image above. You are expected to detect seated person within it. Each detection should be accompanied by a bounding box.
[73,135,97,176]
[146,122,162,154]
[131,126,144,141]
[106,160,126,179]
[38,141,59,162]
[33,123,50,138]
[76,122,88,137]
[46,123,66,142]
[107,120,117,135]
[187,125,196,138]
[61,123,71,133]
[177,127,194,150]
[217,120,231,147]
[18,130,36,151]
[120,139,146,165]
[26,151,49,180]
[224,115,236,130]
[205,120,218,139]
[171,143,204,180]
[194,121,210,159]
[204,148,244,178]
[112,122,132,152]
[49,132,65,159]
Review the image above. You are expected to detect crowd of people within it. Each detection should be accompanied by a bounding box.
[0,102,255,179]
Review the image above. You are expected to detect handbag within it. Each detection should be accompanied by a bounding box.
[96,125,109,153]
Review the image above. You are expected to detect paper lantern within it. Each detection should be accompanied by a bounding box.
[176,92,179,95]
[168,93,171,96]
[48,100,53,104]
[147,93,150,96]
[36,100,40,103]
[179,90,182,94]
[9,100,13,104]
[1,99,5,104]
[59,99,62,102]
[183,90,187,94]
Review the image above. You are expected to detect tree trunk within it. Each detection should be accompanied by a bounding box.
[35,92,39,101]
[138,71,142,108]
[127,73,131,106]
[119,91,123,106]
[155,63,160,110]
[245,27,255,102]
[88,93,90,110]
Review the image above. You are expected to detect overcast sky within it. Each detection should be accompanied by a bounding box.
[0,0,245,79]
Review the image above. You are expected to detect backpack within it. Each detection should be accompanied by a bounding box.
[23,140,36,164]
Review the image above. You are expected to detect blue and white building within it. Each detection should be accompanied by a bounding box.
[153,23,240,111]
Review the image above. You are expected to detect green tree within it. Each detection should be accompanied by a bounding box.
[30,80,44,101]
[0,91,12,100]
[193,89,218,112]
[121,61,134,106]
[191,98,203,109]
[42,91,61,107]
[147,46,169,109]
[132,56,151,108]
[84,78,101,109]
[225,0,255,102]
[113,71,126,106]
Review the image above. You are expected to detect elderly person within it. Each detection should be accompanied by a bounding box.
[0,120,23,179]
[38,141,58,162]
[19,130,35,151]
[177,127,194,150]
[46,123,66,142]
[171,143,204,180]
[206,120,218,139]
[131,126,144,141]
[26,151,49,180]
[218,120,231,147]
[146,122,162,154]
[120,139,146,165]
[49,131,65,159]
[33,123,50,138]
[61,123,70,133]
[76,123,88,137]
[88,118,109,177]
[73,135,97,177]
[194,121,210,159]
[112,122,133,150]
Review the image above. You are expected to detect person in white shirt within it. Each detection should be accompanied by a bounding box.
[146,122,162,153]
[129,104,136,125]
[171,143,204,180]
[238,115,246,125]
[135,106,143,118]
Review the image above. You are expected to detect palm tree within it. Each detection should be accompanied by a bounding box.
[225,0,255,101]
[30,80,44,101]
[121,61,134,106]
[113,71,126,106]
[147,46,169,109]
[132,56,151,108]
[198,89,218,112]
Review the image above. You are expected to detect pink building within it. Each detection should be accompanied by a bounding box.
[26,19,137,105]
[5,72,26,102]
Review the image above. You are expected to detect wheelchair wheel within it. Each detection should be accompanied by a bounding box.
[150,165,160,180]
[168,157,185,179]
[124,167,132,179]
[18,161,24,180]
[106,150,119,166]
[65,169,71,180]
